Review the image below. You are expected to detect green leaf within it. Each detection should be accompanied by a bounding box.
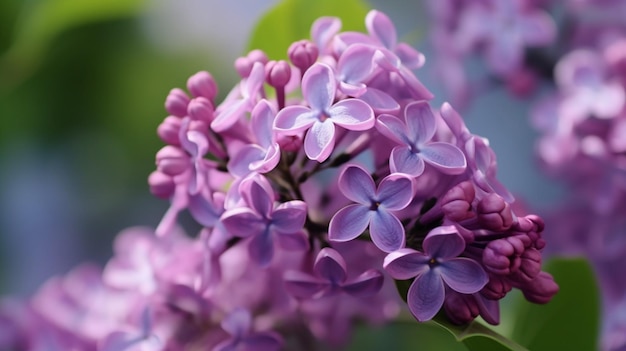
[395,279,527,350]
[511,257,600,351]
[246,0,369,60]
[1,0,145,89]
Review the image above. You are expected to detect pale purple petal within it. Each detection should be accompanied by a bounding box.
[519,12,556,46]
[304,120,336,162]
[338,165,376,204]
[248,229,274,267]
[377,173,413,210]
[241,177,274,219]
[383,248,430,280]
[328,99,375,130]
[212,99,248,132]
[405,101,436,146]
[275,230,309,251]
[188,191,223,227]
[336,44,376,85]
[284,271,327,298]
[486,32,524,75]
[250,143,280,173]
[251,99,276,148]
[366,10,396,49]
[221,307,252,338]
[311,16,341,52]
[228,144,266,177]
[274,106,318,134]
[358,88,400,114]
[394,43,425,69]
[328,204,372,242]
[369,210,405,252]
[314,248,347,284]
[342,269,384,297]
[221,208,265,238]
[407,270,445,321]
[376,114,410,145]
[243,62,266,98]
[272,201,307,233]
[397,65,434,100]
[423,227,465,259]
[421,142,467,174]
[438,258,488,294]
[390,146,425,177]
[302,63,336,111]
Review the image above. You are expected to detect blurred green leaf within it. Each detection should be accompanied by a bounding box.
[247,0,369,60]
[1,0,146,89]
[511,257,600,351]
[432,315,528,351]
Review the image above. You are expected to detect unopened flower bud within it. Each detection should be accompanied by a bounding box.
[481,275,512,300]
[156,146,190,176]
[188,97,214,122]
[187,71,218,101]
[235,50,269,78]
[157,116,182,146]
[443,292,479,325]
[165,88,190,117]
[483,236,525,275]
[477,193,514,231]
[288,40,319,72]
[441,181,475,221]
[148,170,175,199]
[265,60,292,88]
[521,271,559,304]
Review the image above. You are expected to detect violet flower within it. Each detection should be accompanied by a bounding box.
[384,226,488,321]
[274,62,375,162]
[328,165,413,252]
[213,308,282,351]
[376,101,467,177]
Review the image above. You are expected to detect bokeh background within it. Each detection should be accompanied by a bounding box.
[0,0,575,349]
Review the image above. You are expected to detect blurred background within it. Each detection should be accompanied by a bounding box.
[0,0,571,339]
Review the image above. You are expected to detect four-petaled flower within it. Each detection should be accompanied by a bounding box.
[284,248,384,299]
[384,226,488,321]
[329,165,413,252]
[274,62,375,162]
[376,101,467,177]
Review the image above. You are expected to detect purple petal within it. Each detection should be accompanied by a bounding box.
[221,208,265,238]
[275,230,309,251]
[271,200,307,233]
[311,16,341,51]
[302,63,336,111]
[228,144,266,177]
[243,62,265,98]
[188,191,223,227]
[475,293,500,325]
[248,230,274,267]
[328,204,372,242]
[250,143,280,174]
[407,270,445,322]
[358,88,400,114]
[366,10,396,49]
[398,65,434,100]
[284,271,327,298]
[336,43,376,85]
[251,99,276,148]
[404,101,436,146]
[369,210,405,252]
[377,173,413,210]
[338,165,376,204]
[376,114,410,145]
[342,269,384,297]
[221,307,252,338]
[314,248,347,284]
[328,99,375,131]
[240,175,274,219]
[383,248,430,280]
[304,120,335,162]
[394,43,425,69]
[274,106,318,134]
[423,226,465,259]
[439,258,488,294]
[211,99,248,132]
[520,12,556,46]
[390,146,425,177]
[240,333,283,351]
[421,142,467,174]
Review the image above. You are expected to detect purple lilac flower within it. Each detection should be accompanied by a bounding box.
[328,165,413,252]
[384,227,488,321]
[274,62,375,162]
[213,308,282,351]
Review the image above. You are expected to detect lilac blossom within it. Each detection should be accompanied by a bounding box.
[384,227,488,321]
[376,101,467,177]
[328,165,413,252]
[274,62,375,162]
[213,308,282,351]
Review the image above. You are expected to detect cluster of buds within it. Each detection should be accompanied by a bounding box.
[0,10,558,351]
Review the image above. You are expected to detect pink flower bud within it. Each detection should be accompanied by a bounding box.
[441,181,475,221]
[148,170,175,199]
[157,116,182,146]
[156,146,190,176]
[265,60,292,88]
[165,88,190,117]
[483,236,525,275]
[521,271,559,304]
[187,71,218,100]
[443,292,479,325]
[187,97,214,122]
[235,50,269,78]
[288,40,319,72]
[477,193,514,231]
[481,275,512,300]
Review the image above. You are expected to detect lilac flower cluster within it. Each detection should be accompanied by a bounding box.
[0,10,558,350]
[426,0,557,106]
